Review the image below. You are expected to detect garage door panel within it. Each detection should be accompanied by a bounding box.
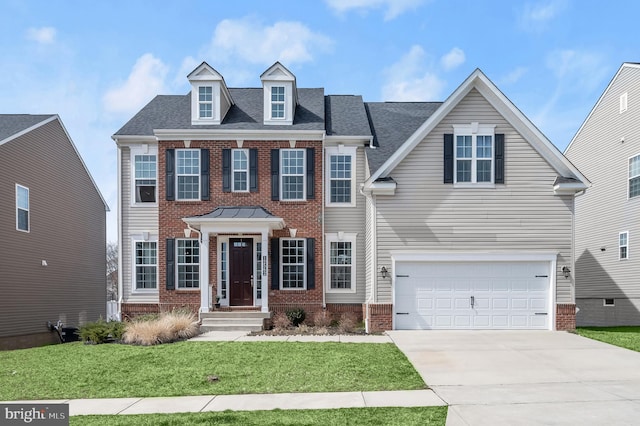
[395,261,551,330]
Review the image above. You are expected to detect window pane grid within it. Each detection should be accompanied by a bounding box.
[330,155,352,203]
[629,156,640,198]
[199,86,213,119]
[281,150,305,200]
[135,155,157,203]
[256,242,262,299]
[177,150,200,200]
[455,134,493,184]
[330,241,352,289]
[16,186,29,231]
[271,86,285,118]
[281,239,305,289]
[221,242,227,299]
[178,240,200,289]
[232,150,248,192]
[135,242,157,289]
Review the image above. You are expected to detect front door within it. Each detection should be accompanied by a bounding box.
[229,238,253,306]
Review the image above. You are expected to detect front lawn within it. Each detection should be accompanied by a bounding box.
[575,326,640,352]
[72,407,447,426]
[0,341,425,400]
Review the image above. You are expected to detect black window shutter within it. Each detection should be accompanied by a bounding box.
[271,149,280,201]
[271,238,280,289]
[306,238,315,289]
[443,134,453,184]
[222,149,231,192]
[166,149,175,200]
[201,149,210,200]
[306,148,315,199]
[166,238,175,290]
[495,134,505,184]
[249,148,258,192]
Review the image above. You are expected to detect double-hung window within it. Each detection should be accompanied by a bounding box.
[281,238,305,289]
[134,154,157,203]
[281,149,305,200]
[453,124,495,184]
[271,86,285,119]
[16,184,29,232]
[199,86,213,119]
[177,239,199,289]
[326,146,356,206]
[326,233,356,292]
[135,241,157,290]
[232,149,249,192]
[177,149,200,200]
[620,231,629,260]
[629,154,640,198]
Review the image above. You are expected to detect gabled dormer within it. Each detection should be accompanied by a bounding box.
[260,62,298,125]
[188,62,233,125]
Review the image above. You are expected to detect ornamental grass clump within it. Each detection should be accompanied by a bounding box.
[312,310,333,327]
[272,312,292,330]
[123,310,199,346]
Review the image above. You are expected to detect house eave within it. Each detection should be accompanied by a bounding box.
[153,129,325,141]
[363,180,397,196]
[553,182,589,195]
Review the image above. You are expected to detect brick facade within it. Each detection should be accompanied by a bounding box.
[365,303,393,332]
[556,303,576,331]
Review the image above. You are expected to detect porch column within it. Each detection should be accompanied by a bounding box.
[261,231,269,313]
[200,231,210,313]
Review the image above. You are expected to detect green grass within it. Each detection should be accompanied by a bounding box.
[575,326,640,352]
[0,341,425,400]
[72,407,447,426]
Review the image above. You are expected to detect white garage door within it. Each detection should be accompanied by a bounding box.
[394,261,551,330]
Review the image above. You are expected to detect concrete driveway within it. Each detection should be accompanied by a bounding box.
[387,330,640,425]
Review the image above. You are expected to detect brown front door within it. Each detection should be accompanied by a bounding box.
[229,238,253,306]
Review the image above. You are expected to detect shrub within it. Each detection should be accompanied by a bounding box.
[286,307,306,327]
[272,312,291,330]
[338,312,358,334]
[122,310,199,345]
[312,310,332,327]
[79,319,125,344]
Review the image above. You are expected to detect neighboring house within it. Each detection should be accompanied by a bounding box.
[0,115,108,350]
[113,62,587,331]
[565,62,640,326]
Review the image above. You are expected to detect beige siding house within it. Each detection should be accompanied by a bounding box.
[0,115,108,350]
[565,63,640,326]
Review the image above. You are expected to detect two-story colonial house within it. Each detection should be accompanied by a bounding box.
[114,62,587,331]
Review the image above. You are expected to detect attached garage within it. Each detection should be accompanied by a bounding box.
[393,254,556,330]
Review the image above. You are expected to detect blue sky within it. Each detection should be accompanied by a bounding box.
[1,0,638,242]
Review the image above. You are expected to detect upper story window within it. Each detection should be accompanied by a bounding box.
[620,92,628,114]
[281,238,305,289]
[629,154,640,198]
[177,149,200,200]
[16,184,29,232]
[134,154,157,203]
[620,231,629,260]
[456,134,493,183]
[271,86,285,119]
[326,146,356,206]
[177,239,199,289]
[135,241,157,290]
[199,86,213,119]
[232,149,249,192]
[281,149,305,200]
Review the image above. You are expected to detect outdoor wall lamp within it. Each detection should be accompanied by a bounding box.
[380,266,388,279]
[562,266,571,279]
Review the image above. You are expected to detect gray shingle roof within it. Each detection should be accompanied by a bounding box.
[325,95,372,137]
[0,114,55,143]
[364,102,442,174]
[188,206,278,219]
[114,88,325,136]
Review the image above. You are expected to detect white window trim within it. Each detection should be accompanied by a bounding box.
[325,233,357,293]
[280,149,306,201]
[232,149,249,193]
[603,298,615,307]
[176,149,201,201]
[270,86,286,120]
[453,123,496,187]
[131,238,159,293]
[628,153,640,199]
[325,146,356,207]
[15,184,29,233]
[177,238,200,290]
[620,92,628,114]
[619,231,629,260]
[280,238,306,290]
[130,145,158,207]
[198,85,214,120]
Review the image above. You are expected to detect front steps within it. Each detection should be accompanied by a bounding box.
[200,311,271,332]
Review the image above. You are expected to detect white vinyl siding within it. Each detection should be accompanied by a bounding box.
[15,184,29,232]
[374,88,574,304]
[176,149,200,200]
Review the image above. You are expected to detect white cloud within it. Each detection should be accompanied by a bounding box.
[545,49,608,93]
[209,18,332,66]
[440,47,465,71]
[500,67,528,85]
[103,53,169,115]
[26,26,56,44]
[382,45,445,101]
[520,0,567,31]
[325,0,425,20]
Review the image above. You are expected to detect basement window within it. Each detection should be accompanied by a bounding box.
[603,298,615,306]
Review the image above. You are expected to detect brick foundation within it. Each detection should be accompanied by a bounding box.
[365,303,393,332]
[268,303,363,325]
[556,303,576,331]
[121,303,199,320]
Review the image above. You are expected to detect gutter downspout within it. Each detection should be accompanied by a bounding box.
[360,186,377,334]
[116,143,123,320]
[321,134,326,309]
[184,224,204,321]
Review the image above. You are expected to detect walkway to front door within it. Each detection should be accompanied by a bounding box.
[229,238,253,306]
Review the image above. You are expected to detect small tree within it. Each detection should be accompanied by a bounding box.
[106,242,118,301]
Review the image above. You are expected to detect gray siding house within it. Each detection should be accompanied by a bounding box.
[565,63,640,326]
[0,115,108,350]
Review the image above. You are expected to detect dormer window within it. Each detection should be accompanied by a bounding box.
[199,86,213,119]
[271,86,285,119]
